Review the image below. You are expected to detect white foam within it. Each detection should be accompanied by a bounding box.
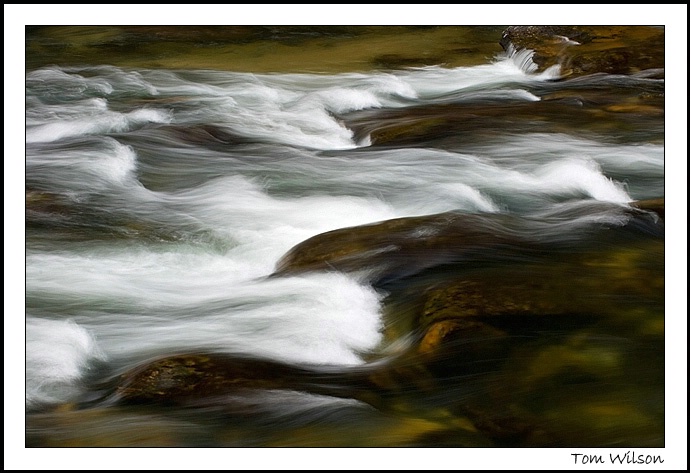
[209,57,552,148]
[361,73,418,101]
[27,60,555,150]
[532,158,631,203]
[454,156,631,206]
[291,146,631,214]
[27,258,385,367]
[26,67,114,96]
[161,174,398,260]
[501,43,539,74]
[26,137,141,190]
[434,182,500,212]
[26,318,106,408]
[26,65,160,97]
[481,133,663,169]
[464,133,663,201]
[26,106,171,144]
[25,67,170,144]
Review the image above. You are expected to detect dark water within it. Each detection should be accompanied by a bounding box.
[12,21,686,470]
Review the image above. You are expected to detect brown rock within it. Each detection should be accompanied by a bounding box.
[114,352,408,410]
[272,211,535,285]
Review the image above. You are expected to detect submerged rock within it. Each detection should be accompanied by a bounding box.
[417,319,509,378]
[500,26,664,78]
[417,240,663,328]
[420,277,564,326]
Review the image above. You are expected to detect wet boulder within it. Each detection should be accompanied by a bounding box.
[417,319,509,376]
[113,352,402,410]
[115,354,291,405]
[272,211,539,286]
[112,353,386,407]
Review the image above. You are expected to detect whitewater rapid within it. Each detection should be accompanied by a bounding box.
[24,48,663,408]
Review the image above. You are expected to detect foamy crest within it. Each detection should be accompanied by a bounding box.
[26,67,169,144]
[464,133,662,201]
[26,67,114,97]
[26,104,171,144]
[28,263,384,366]
[26,137,140,190]
[360,73,419,102]
[27,65,160,97]
[224,84,383,149]
[24,170,395,311]
[201,273,384,365]
[317,87,382,114]
[533,159,631,202]
[464,157,631,206]
[503,43,539,74]
[26,318,106,408]
[478,133,663,170]
[434,183,499,212]
[232,101,358,150]
[162,174,397,263]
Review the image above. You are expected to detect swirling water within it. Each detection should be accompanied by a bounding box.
[22,32,668,454]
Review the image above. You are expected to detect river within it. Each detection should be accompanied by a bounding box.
[9,17,689,471]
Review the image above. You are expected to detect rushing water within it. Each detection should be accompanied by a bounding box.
[17,23,679,465]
